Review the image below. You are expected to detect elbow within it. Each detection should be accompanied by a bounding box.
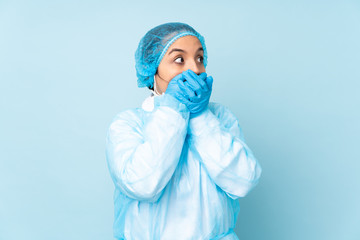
[226,179,260,199]
[114,174,164,202]
[240,153,262,194]
[106,155,164,202]
[239,179,260,197]
[241,163,262,197]
[226,180,258,199]
[227,163,262,199]
[129,181,164,202]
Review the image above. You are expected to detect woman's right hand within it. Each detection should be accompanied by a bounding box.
[165,72,187,101]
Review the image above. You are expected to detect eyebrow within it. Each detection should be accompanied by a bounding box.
[168,47,204,55]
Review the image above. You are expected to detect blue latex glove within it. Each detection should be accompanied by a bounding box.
[177,69,213,117]
[165,72,188,103]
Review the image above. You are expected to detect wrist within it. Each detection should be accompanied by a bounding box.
[154,93,190,119]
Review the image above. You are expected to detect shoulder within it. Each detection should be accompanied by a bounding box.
[111,108,143,123]
[107,108,144,136]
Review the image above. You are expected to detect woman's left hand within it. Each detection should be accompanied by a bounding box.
[177,69,213,117]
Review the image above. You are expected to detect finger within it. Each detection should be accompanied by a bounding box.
[174,91,191,104]
[189,70,208,91]
[187,69,207,82]
[205,76,213,90]
[178,80,196,100]
[183,71,202,92]
[198,72,207,81]
[197,72,209,91]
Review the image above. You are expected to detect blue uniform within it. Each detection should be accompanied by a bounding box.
[106,93,262,240]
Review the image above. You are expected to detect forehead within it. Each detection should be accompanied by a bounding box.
[167,35,202,52]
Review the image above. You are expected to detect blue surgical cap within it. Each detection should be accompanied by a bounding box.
[135,22,208,89]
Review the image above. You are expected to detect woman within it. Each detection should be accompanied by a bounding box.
[106,22,262,240]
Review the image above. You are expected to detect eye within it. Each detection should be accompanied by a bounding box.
[174,57,184,64]
[197,56,204,63]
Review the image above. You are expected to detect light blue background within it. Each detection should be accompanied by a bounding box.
[1,0,359,239]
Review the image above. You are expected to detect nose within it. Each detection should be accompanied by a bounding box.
[187,60,201,75]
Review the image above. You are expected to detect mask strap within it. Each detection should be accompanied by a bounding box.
[151,75,162,96]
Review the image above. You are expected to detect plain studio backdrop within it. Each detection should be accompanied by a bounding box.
[0,0,359,239]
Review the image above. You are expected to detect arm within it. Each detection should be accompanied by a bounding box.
[188,102,262,199]
[106,94,190,202]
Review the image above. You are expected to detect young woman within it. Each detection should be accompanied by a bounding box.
[106,22,262,240]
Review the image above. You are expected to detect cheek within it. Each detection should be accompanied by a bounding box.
[159,64,182,82]
[167,70,183,82]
